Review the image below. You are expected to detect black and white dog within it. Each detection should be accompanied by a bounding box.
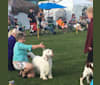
[80,63,93,85]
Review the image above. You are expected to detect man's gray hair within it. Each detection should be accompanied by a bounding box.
[16,32,25,40]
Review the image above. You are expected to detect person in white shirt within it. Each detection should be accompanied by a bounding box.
[41,18,56,34]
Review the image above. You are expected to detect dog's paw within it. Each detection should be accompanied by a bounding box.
[42,77,48,80]
[48,75,53,79]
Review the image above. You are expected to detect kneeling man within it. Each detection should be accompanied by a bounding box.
[13,32,45,78]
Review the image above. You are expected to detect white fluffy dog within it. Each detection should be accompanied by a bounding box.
[28,49,53,80]
[80,63,93,85]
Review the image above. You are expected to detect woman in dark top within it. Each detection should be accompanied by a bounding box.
[8,29,18,71]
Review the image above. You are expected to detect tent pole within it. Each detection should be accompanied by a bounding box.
[36,0,39,40]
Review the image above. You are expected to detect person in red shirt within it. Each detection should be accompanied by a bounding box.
[84,7,93,63]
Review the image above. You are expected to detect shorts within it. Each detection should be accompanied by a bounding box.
[13,62,27,70]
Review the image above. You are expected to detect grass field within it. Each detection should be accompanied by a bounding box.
[8,31,88,85]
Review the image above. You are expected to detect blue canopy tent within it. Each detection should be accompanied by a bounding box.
[39,2,66,10]
[38,2,66,26]
[38,2,66,19]
[38,2,66,23]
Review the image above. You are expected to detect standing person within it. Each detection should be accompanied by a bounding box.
[28,8,37,34]
[38,9,44,29]
[13,32,45,78]
[84,7,93,63]
[8,29,18,71]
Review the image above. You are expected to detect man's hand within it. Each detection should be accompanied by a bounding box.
[32,42,45,49]
[39,42,45,48]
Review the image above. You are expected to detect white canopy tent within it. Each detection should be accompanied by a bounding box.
[38,0,73,22]
[15,13,30,30]
[57,0,93,20]
[72,0,93,19]
[73,0,93,6]
[56,0,73,21]
[40,0,93,22]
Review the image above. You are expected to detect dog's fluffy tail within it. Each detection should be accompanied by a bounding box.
[27,52,36,59]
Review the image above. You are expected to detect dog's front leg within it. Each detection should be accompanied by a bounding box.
[48,60,53,79]
[86,76,90,84]
[40,70,47,80]
[48,69,53,79]
[80,77,84,85]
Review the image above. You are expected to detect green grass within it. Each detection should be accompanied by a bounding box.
[8,31,87,85]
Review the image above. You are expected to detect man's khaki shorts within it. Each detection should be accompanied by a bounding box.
[13,62,27,70]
